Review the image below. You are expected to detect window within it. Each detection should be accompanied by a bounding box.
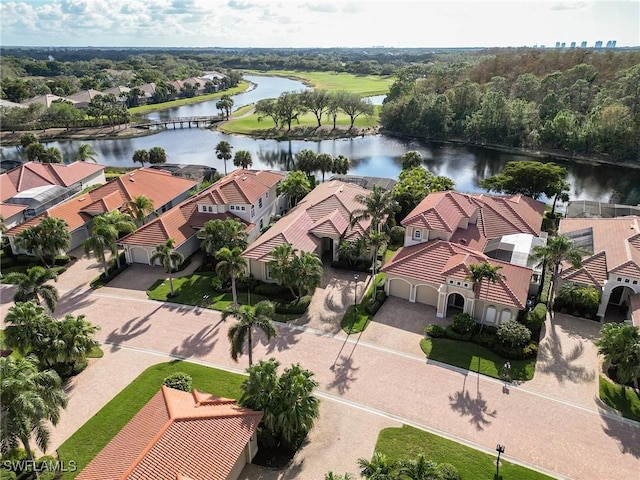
[208,206,213,212]
[413,229,422,240]
[633,280,638,285]
[448,279,454,284]
[456,281,461,286]
[617,277,622,281]
[241,206,246,211]
[259,219,264,230]
[625,278,630,283]
[251,205,255,217]
[266,192,269,198]
[201,205,206,212]
[259,197,263,209]
[230,205,235,210]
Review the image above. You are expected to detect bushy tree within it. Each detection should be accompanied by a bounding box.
[148,146,167,165]
[15,217,70,267]
[595,323,640,389]
[497,320,532,347]
[163,372,193,392]
[277,170,311,210]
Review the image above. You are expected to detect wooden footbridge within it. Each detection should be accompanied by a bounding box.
[135,115,224,129]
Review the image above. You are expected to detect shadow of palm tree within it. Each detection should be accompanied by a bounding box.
[537,322,596,384]
[53,287,96,315]
[449,389,497,431]
[600,408,640,458]
[171,324,219,358]
[327,354,360,395]
[105,315,153,351]
[262,325,302,354]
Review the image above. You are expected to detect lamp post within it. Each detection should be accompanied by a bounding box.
[352,273,359,333]
[495,444,505,480]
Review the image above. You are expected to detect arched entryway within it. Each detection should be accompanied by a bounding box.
[605,285,636,319]
[446,292,465,317]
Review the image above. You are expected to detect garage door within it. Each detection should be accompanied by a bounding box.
[129,247,150,265]
[415,285,437,306]
[388,278,411,300]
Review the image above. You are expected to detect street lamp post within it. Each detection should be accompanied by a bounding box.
[495,444,505,480]
[351,273,359,333]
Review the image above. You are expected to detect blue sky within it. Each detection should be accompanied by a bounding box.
[1,0,638,48]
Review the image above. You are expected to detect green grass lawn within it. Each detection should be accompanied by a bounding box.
[341,273,385,334]
[246,70,393,96]
[219,105,381,135]
[128,81,250,115]
[599,375,640,421]
[57,361,246,479]
[146,273,300,321]
[376,425,555,480]
[420,338,536,381]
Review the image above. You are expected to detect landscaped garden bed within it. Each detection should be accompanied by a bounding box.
[598,375,640,422]
[340,273,387,334]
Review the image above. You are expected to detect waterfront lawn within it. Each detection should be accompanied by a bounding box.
[245,70,393,96]
[599,375,640,421]
[57,361,245,479]
[420,337,536,381]
[219,106,380,135]
[128,81,250,115]
[376,425,555,480]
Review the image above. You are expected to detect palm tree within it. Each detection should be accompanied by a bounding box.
[150,239,184,297]
[293,251,323,298]
[276,171,312,210]
[4,266,59,312]
[3,301,50,357]
[75,143,98,162]
[397,454,440,480]
[325,473,354,480]
[43,314,99,370]
[222,300,277,366]
[0,355,68,464]
[132,149,149,167]
[198,218,248,265]
[216,246,247,306]
[350,185,399,235]
[126,194,157,227]
[316,153,334,182]
[233,150,253,169]
[215,141,233,175]
[38,217,71,267]
[358,452,397,480]
[466,261,505,332]
[400,150,424,170]
[15,226,45,266]
[531,234,587,309]
[295,149,317,176]
[366,231,388,280]
[595,323,640,390]
[84,211,136,273]
[268,243,297,299]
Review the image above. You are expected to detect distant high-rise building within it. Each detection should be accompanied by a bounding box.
[570,42,576,48]
[606,40,613,47]
[595,40,603,48]
[561,42,566,48]
[555,41,561,48]
[581,41,587,48]
[612,40,617,47]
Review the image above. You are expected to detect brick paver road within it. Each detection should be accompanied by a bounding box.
[3,287,632,480]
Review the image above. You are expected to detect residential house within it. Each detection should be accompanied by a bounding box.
[0,161,106,227]
[102,86,131,104]
[5,168,195,255]
[242,180,372,282]
[0,99,27,109]
[119,169,286,265]
[64,89,104,109]
[21,94,77,108]
[558,216,640,321]
[76,386,263,480]
[381,191,545,324]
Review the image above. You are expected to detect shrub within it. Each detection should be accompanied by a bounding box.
[389,225,405,247]
[497,320,532,347]
[275,296,311,314]
[163,372,193,392]
[425,324,446,338]
[35,455,59,472]
[523,342,539,358]
[452,313,475,334]
[554,283,600,319]
[437,463,461,480]
[473,331,497,349]
[375,290,387,303]
[255,283,289,297]
[53,255,71,266]
[525,303,547,331]
[444,325,464,341]
[0,470,17,480]
[364,299,382,315]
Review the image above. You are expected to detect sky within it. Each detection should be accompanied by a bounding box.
[0,0,638,49]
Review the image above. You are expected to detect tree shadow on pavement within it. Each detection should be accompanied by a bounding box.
[449,379,497,430]
[105,314,153,350]
[262,325,302,354]
[171,324,219,358]
[536,321,596,384]
[327,354,360,394]
[600,409,640,458]
[53,286,96,314]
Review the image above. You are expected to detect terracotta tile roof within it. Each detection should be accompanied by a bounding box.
[6,168,195,237]
[243,180,372,260]
[198,169,285,205]
[1,161,105,202]
[382,239,531,309]
[403,191,544,251]
[65,89,103,104]
[77,386,262,480]
[0,203,28,218]
[559,217,640,286]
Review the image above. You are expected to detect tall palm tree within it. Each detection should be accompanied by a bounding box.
[125,194,157,227]
[268,243,297,299]
[83,227,111,276]
[15,226,45,266]
[222,300,277,366]
[75,143,98,162]
[43,314,99,370]
[294,251,324,298]
[215,141,233,175]
[316,153,334,182]
[198,218,248,264]
[4,266,59,312]
[531,234,587,309]
[0,355,68,464]
[233,150,253,169]
[93,211,136,270]
[37,217,71,267]
[150,239,184,297]
[466,261,505,332]
[366,231,388,280]
[216,246,247,306]
[350,185,399,235]
[132,149,149,167]
[3,301,50,357]
[276,171,312,210]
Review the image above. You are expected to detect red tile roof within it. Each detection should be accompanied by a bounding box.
[243,180,372,260]
[559,217,640,286]
[1,161,105,202]
[6,168,195,236]
[118,169,280,248]
[403,191,544,251]
[0,203,28,219]
[382,239,531,309]
[77,386,262,480]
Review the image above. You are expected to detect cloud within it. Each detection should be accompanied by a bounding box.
[228,0,259,10]
[303,2,339,13]
[550,2,591,11]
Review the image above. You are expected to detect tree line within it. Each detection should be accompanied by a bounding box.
[381,59,640,161]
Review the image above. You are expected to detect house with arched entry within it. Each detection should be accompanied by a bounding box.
[558,216,640,322]
[381,191,545,325]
